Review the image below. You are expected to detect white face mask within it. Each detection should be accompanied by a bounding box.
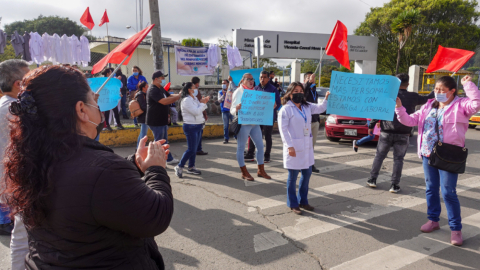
[435,92,448,102]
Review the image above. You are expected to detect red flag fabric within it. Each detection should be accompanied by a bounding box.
[426,45,475,73]
[325,20,350,70]
[80,7,95,30]
[99,10,109,27]
[92,24,155,74]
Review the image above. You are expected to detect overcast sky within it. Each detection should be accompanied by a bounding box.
[1,0,390,66]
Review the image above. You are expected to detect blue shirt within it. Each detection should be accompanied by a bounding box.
[127,75,147,91]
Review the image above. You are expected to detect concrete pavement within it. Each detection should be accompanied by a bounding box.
[0,128,480,269]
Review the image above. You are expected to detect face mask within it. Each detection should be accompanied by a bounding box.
[193,89,198,96]
[86,103,104,139]
[292,93,304,104]
[435,92,449,103]
[133,72,139,76]
[222,84,227,90]
[161,79,166,86]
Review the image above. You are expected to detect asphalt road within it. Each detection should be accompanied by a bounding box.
[0,128,479,269]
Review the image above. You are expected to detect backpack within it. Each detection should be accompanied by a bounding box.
[128,93,144,119]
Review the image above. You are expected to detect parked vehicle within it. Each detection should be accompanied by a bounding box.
[468,111,480,128]
[324,114,379,142]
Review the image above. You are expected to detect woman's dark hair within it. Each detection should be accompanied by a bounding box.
[282,81,309,106]
[133,66,143,76]
[3,65,91,228]
[116,69,123,76]
[432,76,457,109]
[182,82,194,98]
[138,81,148,91]
[101,68,113,77]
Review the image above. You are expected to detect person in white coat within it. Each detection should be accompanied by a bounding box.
[278,82,330,215]
[174,82,210,178]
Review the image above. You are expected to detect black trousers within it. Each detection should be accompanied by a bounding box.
[104,107,121,127]
[247,125,273,158]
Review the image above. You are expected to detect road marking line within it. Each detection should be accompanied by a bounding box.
[252,176,480,252]
[330,212,480,270]
[248,166,424,210]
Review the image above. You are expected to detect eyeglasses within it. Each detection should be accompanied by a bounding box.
[246,78,254,81]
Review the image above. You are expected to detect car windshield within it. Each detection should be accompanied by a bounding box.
[316,88,328,97]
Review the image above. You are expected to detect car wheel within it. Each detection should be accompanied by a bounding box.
[469,124,476,129]
[324,130,341,142]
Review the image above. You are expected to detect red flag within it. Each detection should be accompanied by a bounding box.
[99,10,109,27]
[325,20,350,70]
[426,45,474,73]
[92,25,155,74]
[80,7,95,30]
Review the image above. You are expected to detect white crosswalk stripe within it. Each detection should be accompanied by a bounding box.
[331,212,480,270]
[248,166,424,210]
[253,176,480,252]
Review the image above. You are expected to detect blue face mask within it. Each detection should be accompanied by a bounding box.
[133,72,139,76]
[193,89,198,96]
[222,84,227,90]
[161,79,166,86]
[435,92,449,102]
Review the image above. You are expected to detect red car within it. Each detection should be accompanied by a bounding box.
[324,114,379,142]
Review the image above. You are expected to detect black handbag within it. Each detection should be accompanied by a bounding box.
[231,115,242,136]
[428,114,468,174]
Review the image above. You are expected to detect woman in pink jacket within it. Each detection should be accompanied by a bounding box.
[395,75,480,246]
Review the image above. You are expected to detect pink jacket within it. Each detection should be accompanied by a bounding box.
[395,81,480,158]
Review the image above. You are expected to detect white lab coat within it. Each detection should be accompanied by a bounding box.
[278,100,328,170]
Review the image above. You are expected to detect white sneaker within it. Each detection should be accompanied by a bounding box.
[167,158,179,165]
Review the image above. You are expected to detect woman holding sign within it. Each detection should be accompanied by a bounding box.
[278,82,329,215]
[395,75,480,246]
[231,73,271,181]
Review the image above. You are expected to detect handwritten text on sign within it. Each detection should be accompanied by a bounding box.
[327,71,401,121]
[88,77,122,112]
[239,90,275,125]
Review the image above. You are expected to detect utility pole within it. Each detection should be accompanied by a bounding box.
[149,0,164,72]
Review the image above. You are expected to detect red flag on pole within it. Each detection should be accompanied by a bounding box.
[99,10,109,27]
[80,7,95,30]
[325,20,350,70]
[426,45,474,73]
[92,24,155,74]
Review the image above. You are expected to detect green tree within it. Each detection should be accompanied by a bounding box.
[301,60,319,73]
[391,9,420,74]
[181,38,204,47]
[0,41,21,62]
[355,0,480,75]
[4,15,85,36]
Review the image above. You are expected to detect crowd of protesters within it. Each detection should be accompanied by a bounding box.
[0,58,478,269]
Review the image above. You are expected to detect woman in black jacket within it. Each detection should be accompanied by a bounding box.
[136,81,149,148]
[3,65,174,270]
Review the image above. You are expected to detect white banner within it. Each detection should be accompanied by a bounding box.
[174,45,214,76]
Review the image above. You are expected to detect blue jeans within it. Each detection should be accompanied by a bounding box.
[236,125,264,167]
[136,123,149,148]
[197,129,203,152]
[222,111,232,140]
[149,125,174,162]
[0,204,11,224]
[134,117,138,125]
[422,156,461,231]
[95,134,100,142]
[356,134,374,146]
[179,124,203,168]
[121,95,128,117]
[287,166,313,208]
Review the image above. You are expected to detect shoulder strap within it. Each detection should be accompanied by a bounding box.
[435,109,441,142]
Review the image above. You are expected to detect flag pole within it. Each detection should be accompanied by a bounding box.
[96,55,130,94]
[314,47,326,83]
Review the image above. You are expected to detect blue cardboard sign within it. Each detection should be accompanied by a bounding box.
[238,90,275,125]
[230,68,263,87]
[327,71,401,121]
[88,77,122,112]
